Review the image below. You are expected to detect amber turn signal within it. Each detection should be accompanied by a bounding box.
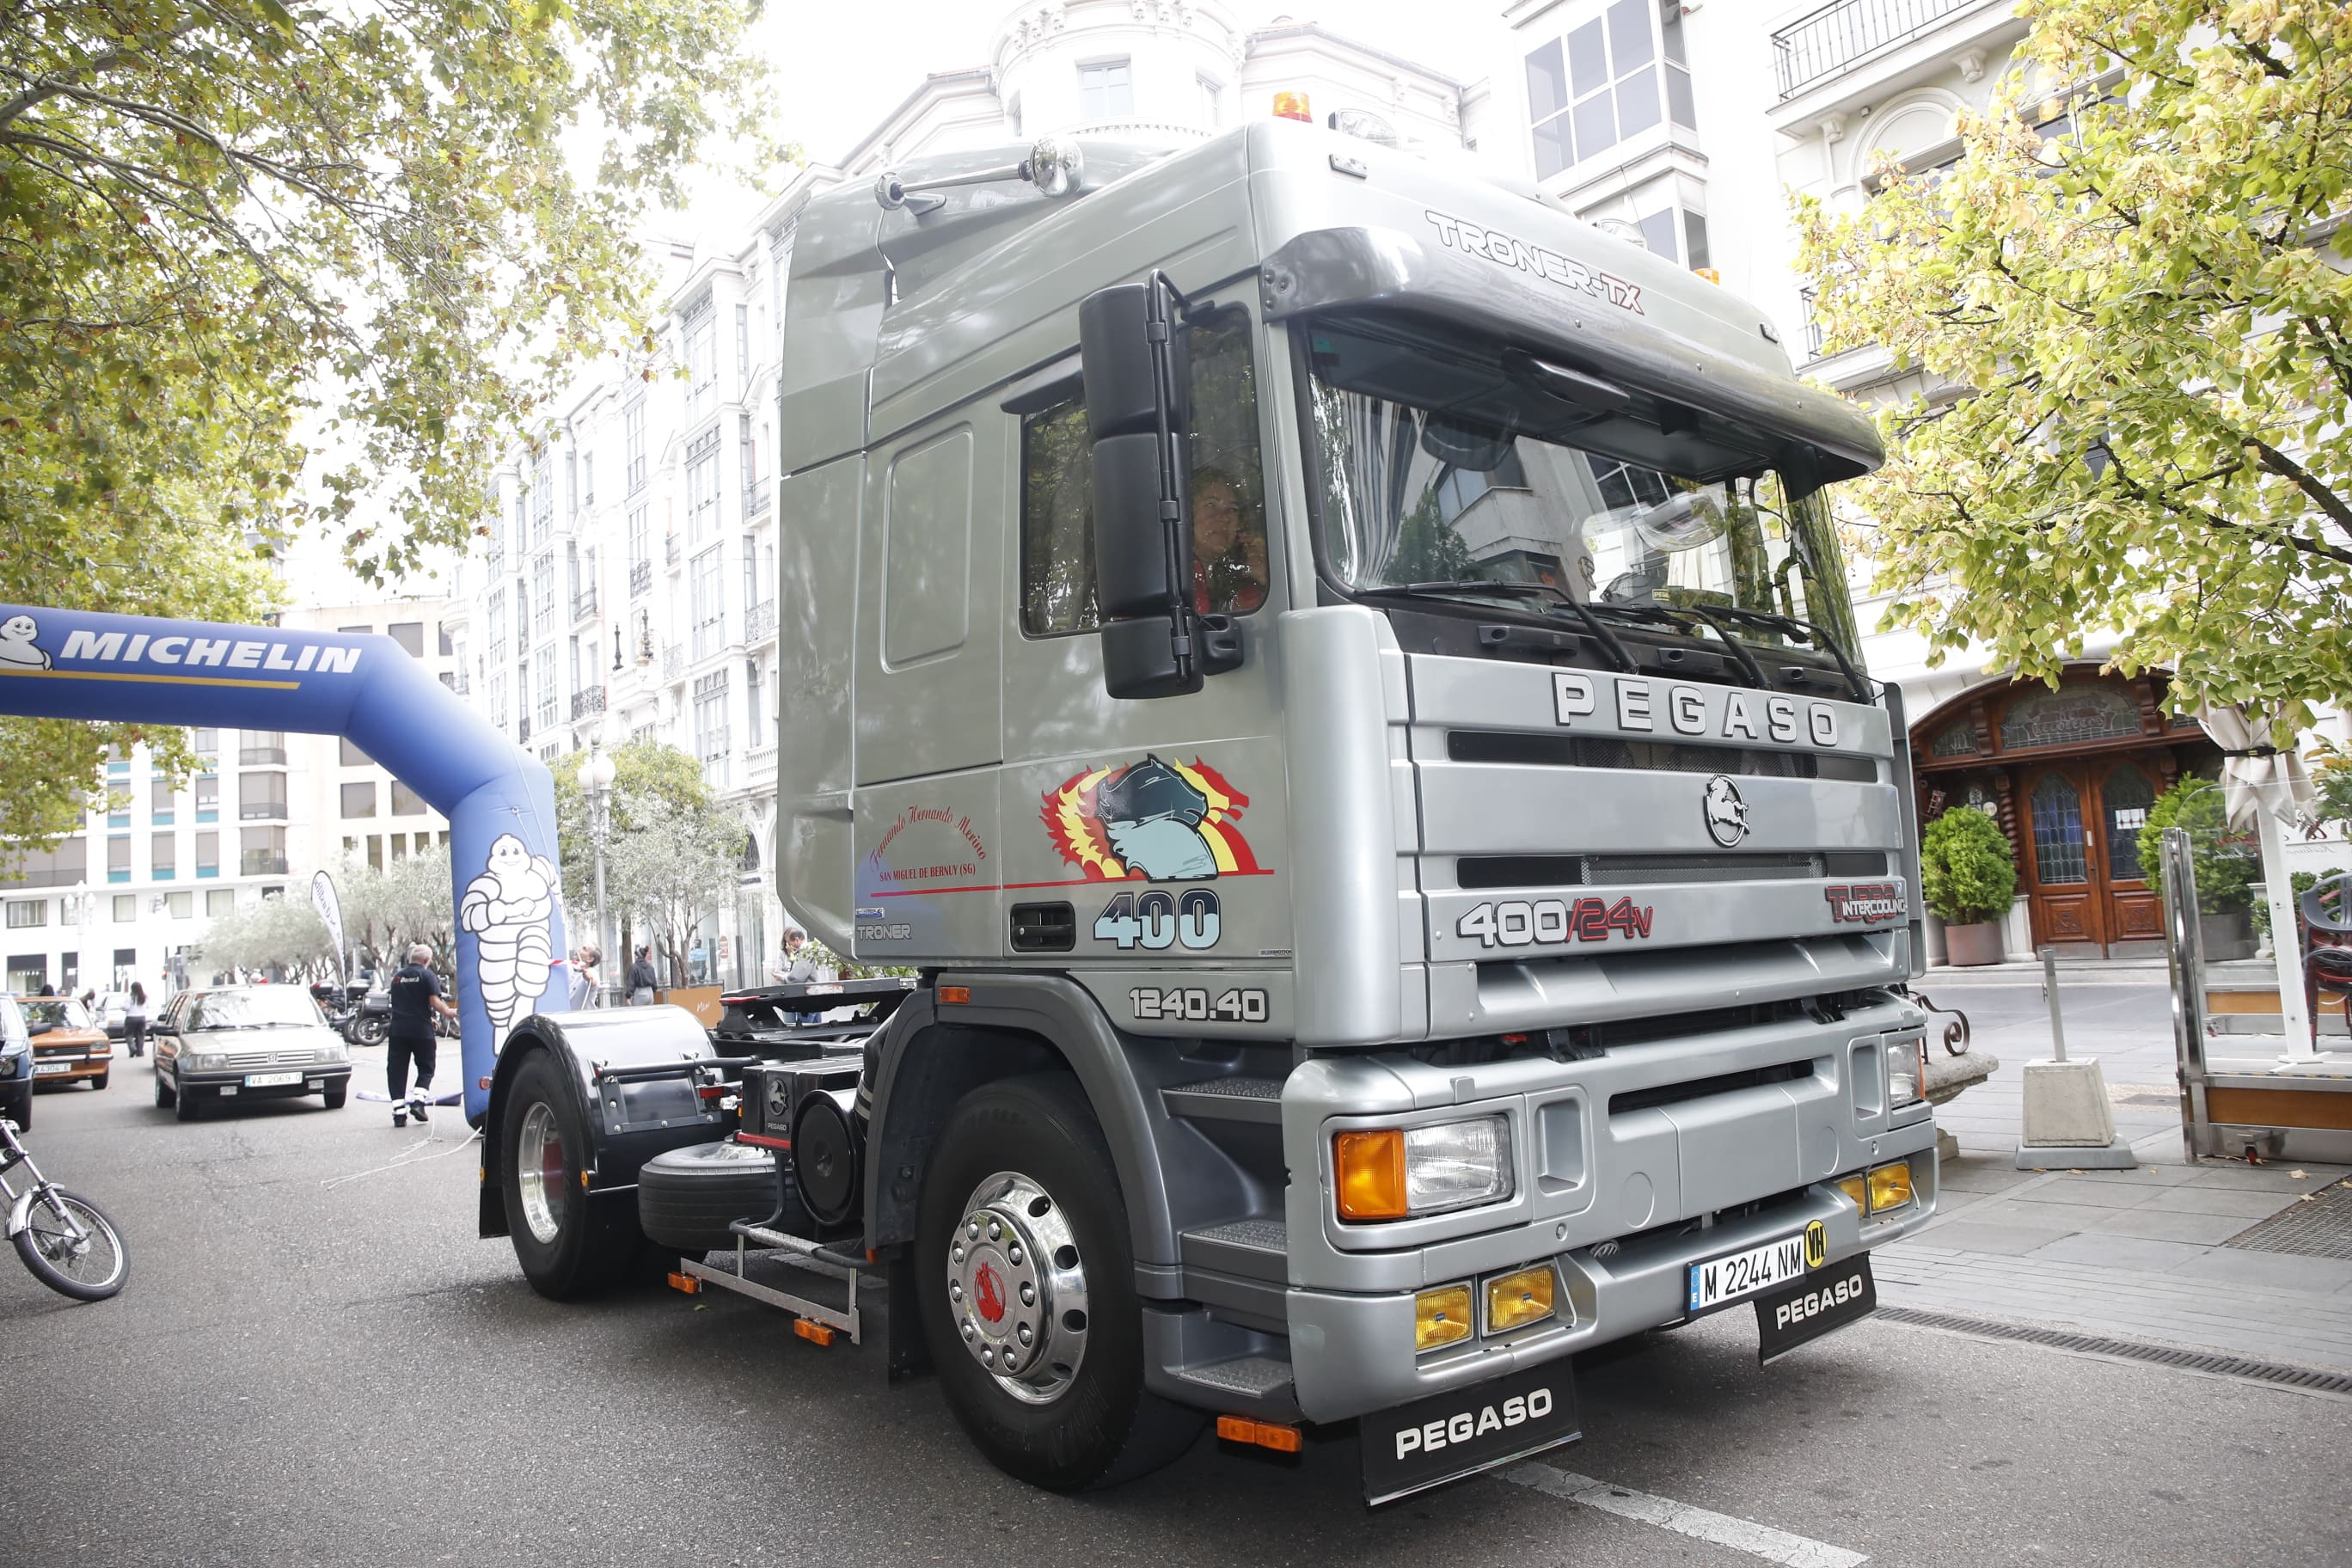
[1837,1173,1869,1212]
[938,985,971,1005]
[1867,1161,1914,1213]
[1334,1128,1407,1221]
[1272,89,1313,123]
[1485,1266,1557,1333]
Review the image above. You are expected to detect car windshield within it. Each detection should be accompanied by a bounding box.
[185,989,324,1031]
[22,1000,90,1029]
[1301,320,1862,659]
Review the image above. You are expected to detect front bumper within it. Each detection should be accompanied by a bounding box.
[32,1047,113,1084]
[176,1066,349,1100]
[1289,1141,1936,1422]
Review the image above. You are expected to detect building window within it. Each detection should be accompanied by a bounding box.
[735,303,750,384]
[691,545,727,660]
[1079,58,1133,121]
[388,621,425,658]
[489,672,507,729]
[536,646,557,731]
[686,430,721,544]
[341,781,377,818]
[195,831,219,879]
[165,891,191,919]
[240,827,289,877]
[746,660,765,750]
[194,775,217,822]
[693,671,730,788]
[239,771,287,822]
[151,832,175,879]
[1198,73,1224,127]
[567,448,579,520]
[533,551,556,628]
[239,730,285,766]
[628,505,650,585]
[390,781,427,817]
[581,452,594,510]
[340,738,369,767]
[205,888,235,916]
[5,902,45,929]
[192,727,217,762]
[113,894,134,922]
[1637,207,1678,262]
[530,447,553,548]
[150,779,175,825]
[1683,210,1710,272]
[486,589,507,669]
[625,395,647,493]
[683,295,718,416]
[108,836,131,884]
[1527,0,1696,179]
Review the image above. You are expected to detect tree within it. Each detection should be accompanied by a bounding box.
[604,788,747,987]
[0,2,777,872]
[1792,0,2352,740]
[195,896,333,980]
[548,738,711,912]
[325,852,453,978]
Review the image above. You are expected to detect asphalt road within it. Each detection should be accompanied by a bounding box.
[3,1069,2348,1568]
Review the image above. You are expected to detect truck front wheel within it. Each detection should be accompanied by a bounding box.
[916,1075,1203,1491]
[500,1050,632,1300]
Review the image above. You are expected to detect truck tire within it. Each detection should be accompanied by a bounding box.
[916,1074,1204,1491]
[499,1050,634,1300]
[636,1138,776,1253]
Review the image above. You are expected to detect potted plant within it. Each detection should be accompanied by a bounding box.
[2135,777,2257,960]
[1921,806,2017,966]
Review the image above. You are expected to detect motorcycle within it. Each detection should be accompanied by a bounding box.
[346,992,392,1048]
[2,1111,127,1301]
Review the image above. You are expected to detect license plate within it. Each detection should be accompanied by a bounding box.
[1756,1253,1876,1364]
[244,1071,303,1087]
[34,1061,73,1075]
[1688,1231,1809,1314]
[1360,1363,1580,1506]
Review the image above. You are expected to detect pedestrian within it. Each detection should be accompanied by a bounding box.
[35,983,53,998]
[388,942,456,1129]
[123,980,147,1060]
[567,945,603,1009]
[769,927,821,985]
[627,945,658,1006]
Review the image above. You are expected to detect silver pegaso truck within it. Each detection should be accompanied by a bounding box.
[482,119,1939,1504]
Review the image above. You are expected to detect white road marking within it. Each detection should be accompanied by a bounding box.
[1499,1463,1868,1567]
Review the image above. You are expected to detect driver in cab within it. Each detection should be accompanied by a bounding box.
[1191,465,1266,616]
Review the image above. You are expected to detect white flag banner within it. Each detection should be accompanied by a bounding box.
[311,871,347,988]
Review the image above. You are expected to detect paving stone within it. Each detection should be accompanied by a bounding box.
[1894,1221,2073,1257]
[2160,1187,2310,1218]
[2060,1163,2208,1187]
[2174,1165,2348,1193]
[2024,1233,2216,1271]
[2162,1248,2352,1293]
[1947,1198,2129,1234]
[2086,1209,2252,1245]
[2013,1179,2163,1209]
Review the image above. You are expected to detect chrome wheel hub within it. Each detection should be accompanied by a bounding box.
[947,1171,1088,1406]
[516,1101,566,1246]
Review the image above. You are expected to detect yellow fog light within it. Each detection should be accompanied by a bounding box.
[1414,1284,1473,1351]
[1866,1161,1914,1214]
[1837,1173,1868,1212]
[1485,1266,1557,1333]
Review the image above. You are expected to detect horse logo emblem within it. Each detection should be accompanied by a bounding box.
[1702,775,1749,848]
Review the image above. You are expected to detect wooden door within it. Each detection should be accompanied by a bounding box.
[2094,760,2164,946]
[2023,766,2104,948]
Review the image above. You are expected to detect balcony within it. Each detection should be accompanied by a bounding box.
[573,587,598,622]
[699,732,731,788]
[743,481,771,518]
[663,645,684,683]
[630,560,652,598]
[1770,0,1977,100]
[744,598,776,645]
[1798,288,1827,359]
[518,716,532,743]
[571,685,607,720]
[240,853,290,876]
[238,746,286,767]
[665,535,682,567]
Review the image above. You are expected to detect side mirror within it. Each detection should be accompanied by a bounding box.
[1078,274,1242,700]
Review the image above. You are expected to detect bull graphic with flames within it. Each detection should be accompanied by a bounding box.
[1040,755,1261,883]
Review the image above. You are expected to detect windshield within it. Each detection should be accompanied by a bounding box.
[186,989,325,1031]
[1302,321,1861,659]
[23,1000,89,1030]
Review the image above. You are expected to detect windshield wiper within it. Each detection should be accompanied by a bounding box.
[1361,582,1638,673]
[1687,604,1871,701]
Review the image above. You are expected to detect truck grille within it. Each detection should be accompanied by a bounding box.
[1456,850,1886,889]
[1447,731,1876,782]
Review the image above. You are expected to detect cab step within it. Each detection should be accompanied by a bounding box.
[1161,1075,1283,1124]
[1171,1355,1295,1403]
[1181,1216,1286,1281]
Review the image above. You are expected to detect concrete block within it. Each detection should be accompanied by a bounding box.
[1936,1126,1961,1163]
[2013,1141,2140,1169]
[2020,1058,2119,1147]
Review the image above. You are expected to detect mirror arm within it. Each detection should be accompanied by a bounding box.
[1144,270,1202,680]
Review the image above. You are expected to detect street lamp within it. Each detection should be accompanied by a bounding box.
[580,739,620,1007]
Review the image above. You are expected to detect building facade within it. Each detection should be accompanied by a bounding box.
[449,0,1482,988]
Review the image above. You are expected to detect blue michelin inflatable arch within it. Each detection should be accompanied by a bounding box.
[0,604,565,1124]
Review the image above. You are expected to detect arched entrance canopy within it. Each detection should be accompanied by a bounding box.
[0,603,565,1122]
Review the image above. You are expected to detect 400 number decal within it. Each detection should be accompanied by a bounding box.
[1130,986,1268,1024]
[1456,896,1655,949]
[1093,888,1221,951]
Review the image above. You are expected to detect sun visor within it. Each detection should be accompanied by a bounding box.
[1257,225,1884,487]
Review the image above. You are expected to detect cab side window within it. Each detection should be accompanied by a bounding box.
[1017,306,1267,637]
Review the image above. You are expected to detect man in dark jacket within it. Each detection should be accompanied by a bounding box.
[388,944,457,1128]
[627,946,658,1007]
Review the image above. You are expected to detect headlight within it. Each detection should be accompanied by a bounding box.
[1841,1160,1917,1216]
[0,1055,16,1078]
[321,1043,349,1065]
[1413,1284,1474,1351]
[1889,1034,1926,1109]
[1334,1115,1514,1222]
[192,1052,225,1071]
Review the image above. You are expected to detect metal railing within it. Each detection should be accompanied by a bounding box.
[571,685,607,720]
[240,853,290,876]
[1770,0,1975,100]
[665,536,682,567]
[744,599,776,644]
[1798,288,1828,358]
[744,481,771,517]
[629,560,652,597]
[572,587,597,622]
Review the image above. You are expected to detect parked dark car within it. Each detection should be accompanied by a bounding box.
[151,986,352,1122]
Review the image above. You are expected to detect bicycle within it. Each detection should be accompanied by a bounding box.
[1,1114,127,1301]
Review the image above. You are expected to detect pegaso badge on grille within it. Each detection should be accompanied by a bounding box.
[1702,775,1749,848]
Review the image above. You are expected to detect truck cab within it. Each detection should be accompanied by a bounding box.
[488,117,1939,1504]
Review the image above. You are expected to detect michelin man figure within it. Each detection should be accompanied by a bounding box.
[459,832,559,1036]
[0,614,51,669]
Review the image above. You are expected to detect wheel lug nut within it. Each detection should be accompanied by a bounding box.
[981,1347,995,1366]
[952,1243,965,1263]
[950,1281,963,1302]
[1019,1283,1035,1307]
[965,1220,980,1240]
[987,1219,1001,1240]
[1017,1324,1033,1346]
[962,1320,976,1340]
[1008,1243,1022,1265]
